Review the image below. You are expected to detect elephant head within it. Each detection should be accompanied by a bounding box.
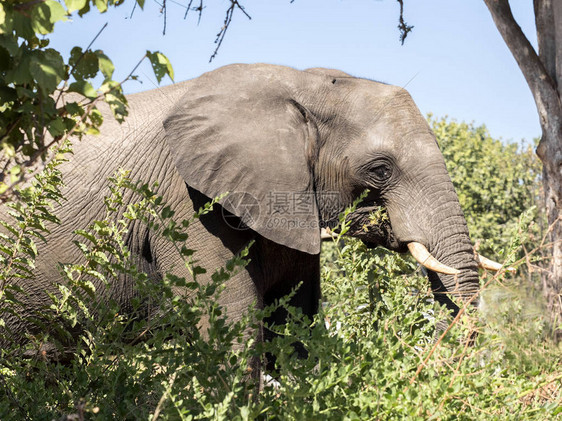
[164,63,497,314]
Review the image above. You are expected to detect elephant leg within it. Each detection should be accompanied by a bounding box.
[149,187,264,376]
[250,237,321,371]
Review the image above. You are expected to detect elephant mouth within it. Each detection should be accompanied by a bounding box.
[326,202,407,252]
[322,202,507,276]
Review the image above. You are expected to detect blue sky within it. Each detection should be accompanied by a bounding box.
[49,0,540,143]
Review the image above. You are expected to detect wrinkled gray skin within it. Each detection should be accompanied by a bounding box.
[0,64,479,356]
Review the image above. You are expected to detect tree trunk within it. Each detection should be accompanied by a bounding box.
[483,0,562,337]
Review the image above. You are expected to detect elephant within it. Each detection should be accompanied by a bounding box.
[0,63,501,359]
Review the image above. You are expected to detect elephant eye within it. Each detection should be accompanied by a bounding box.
[371,164,392,181]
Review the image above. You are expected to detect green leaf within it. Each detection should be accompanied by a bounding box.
[193,266,206,275]
[29,49,65,93]
[86,126,100,135]
[146,50,174,83]
[12,12,34,41]
[89,108,103,126]
[68,80,97,99]
[100,81,128,121]
[104,91,128,122]
[161,206,175,219]
[69,46,83,64]
[31,0,66,35]
[95,50,114,79]
[0,4,6,35]
[180,246,194,257]
[64,101,84,116]
[136,0,146,10]
[65,0,88,13]
[0,35,19,56]
[94,0,108,13]
[47,117,65,137]
[4,52,32,85]
[69,46,100,79]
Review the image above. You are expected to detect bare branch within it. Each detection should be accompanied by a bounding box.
[163,0,167,35]
[209,1,251,62]
[396,0,414,45]
[184,0,205,22]
[129,0,138,19]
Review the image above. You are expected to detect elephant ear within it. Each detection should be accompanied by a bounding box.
[163,65,322,255]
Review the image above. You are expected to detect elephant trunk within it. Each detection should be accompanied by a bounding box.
[388,163,480,315]
[424,214,480,314]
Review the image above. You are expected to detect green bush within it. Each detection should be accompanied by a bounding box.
[0,168,560,419]
[430,115,544,261]
[432,115,553,337]
[0,170,259,419]
[1,0,556,417]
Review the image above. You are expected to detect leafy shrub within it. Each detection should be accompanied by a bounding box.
[431,116,554,336]
[0,170,259,419]
[0,168,560,419]
[430,115,543,261]
[257,205,561,420]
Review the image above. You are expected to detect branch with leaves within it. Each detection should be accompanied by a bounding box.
[0,0,174,202]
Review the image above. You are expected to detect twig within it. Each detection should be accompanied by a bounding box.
[119,53,148,87]
[71,22,108,76]
[456,397,495,415]
[153,371,178,420]
[162,0,167,35]
[197,0,204,24]
[396,0,414,45]
[129,0,138,19]
[209,1,251,62]
[184,0,195,19]
[436,320,474,412]
[183,0,204,23]
[409,217,561,385]
[409,270,498,385]
[517,372,562,399]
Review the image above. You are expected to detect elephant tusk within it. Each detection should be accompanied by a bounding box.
[408,242,461,275]
[320,227,337,240]
[475,253,516,272]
